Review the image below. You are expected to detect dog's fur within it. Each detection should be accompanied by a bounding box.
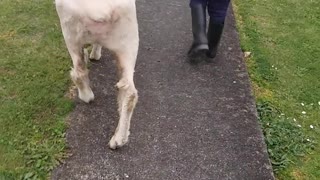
[55,0,139,149]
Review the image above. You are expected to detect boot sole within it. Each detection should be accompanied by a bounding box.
[189,49,208,64]
[188,44,209,64]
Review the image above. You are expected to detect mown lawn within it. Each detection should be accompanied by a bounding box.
[233,0,320,179]
[0,0,73,179]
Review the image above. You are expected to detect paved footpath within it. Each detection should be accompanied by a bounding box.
[52,0,275,179]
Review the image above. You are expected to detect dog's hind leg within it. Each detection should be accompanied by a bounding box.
[107,18,139,149]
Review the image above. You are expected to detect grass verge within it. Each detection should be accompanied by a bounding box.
[233,0,320,179]
[0,0,73,179]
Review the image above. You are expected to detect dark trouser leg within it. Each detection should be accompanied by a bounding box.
[207,0,230,60]
[188,0,209,61]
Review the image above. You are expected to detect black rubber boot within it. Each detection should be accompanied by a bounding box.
[206,20,224,62]
[188,4,209,63]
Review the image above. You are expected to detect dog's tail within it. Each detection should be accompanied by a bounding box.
[85,1,115,22]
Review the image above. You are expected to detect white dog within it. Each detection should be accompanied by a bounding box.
[55,0,139,149]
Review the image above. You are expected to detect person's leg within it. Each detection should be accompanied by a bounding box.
[188,0,209,61]
[207,0,230,60]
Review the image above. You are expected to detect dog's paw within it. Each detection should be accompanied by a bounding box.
[108,134,129,150]
[89,49,102,60]
[78,88,94,103]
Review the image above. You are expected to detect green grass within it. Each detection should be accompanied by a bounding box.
[233,0,320,179]
[0,0,73,179]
